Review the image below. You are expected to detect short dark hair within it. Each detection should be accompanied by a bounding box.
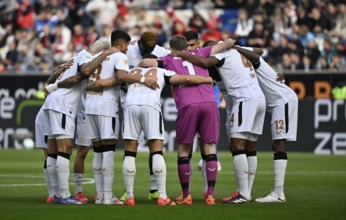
[169,35,187,51]
[111,30,131,46]
[183,31,198,41]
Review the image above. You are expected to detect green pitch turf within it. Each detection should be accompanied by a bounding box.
[0,149,345,220]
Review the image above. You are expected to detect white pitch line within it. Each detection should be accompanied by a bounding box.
[0,174,94,187]
[256,171,346,175]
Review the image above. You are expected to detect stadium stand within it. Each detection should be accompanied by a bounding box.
[0,0,345,74]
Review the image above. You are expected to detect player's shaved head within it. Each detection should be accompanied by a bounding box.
[91,37,110,53]
[142,54,158,59]
[169,35,187,51]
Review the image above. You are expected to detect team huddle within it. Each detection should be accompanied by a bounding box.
[35,29,298,206]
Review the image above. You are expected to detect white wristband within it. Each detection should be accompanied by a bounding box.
[45,83,58,93]
[140,76,145,84]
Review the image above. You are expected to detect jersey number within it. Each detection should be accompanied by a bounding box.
[182,61,196,75]
[129,68,158,81]
[240,54,253,71]
[275,120,285,131]
[89,65,102,83]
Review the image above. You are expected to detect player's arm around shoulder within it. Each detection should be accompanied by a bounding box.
[57,73,86,88]
[169,74,213,86]
[117,68,160,90]
[46,59,74,84]
[210,38,235,54]
[80,47,118,77]
[86,77,118,92]
[170,50,218,68]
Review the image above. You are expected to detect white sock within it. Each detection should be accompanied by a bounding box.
[93,152,103,198]
[274,159,287,196]
[44,168,54,197]
[56,155,71,199]
[102,151,115,199]
[247,155,257,196]
[152,154,167,199]
[233,154,250,198]
[149,175,158,191]
[201,159,208,193]
[74,173,84,194]
[123,156,136,198]
[46,156,59,197]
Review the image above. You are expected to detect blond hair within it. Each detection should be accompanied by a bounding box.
[91,37,111,53]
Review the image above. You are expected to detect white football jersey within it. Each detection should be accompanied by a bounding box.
[256,57,297,108]
[124,67,175,111]
[84,52,129,117]
[43,49,90,117]
[76,82,87,116]
[239,47,297,108]
[126,43,171,69]
[76,52,94,115]
[213,49,264,101]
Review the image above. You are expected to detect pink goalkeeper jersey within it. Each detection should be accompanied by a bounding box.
[161,46,215,111]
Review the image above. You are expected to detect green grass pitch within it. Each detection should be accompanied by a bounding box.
[0,149,345,220]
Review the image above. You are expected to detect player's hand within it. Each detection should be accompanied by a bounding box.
[276,72,285,83]
[43,89,49,98]
[86,82,103,92]
[144,78,160,90]
[104,47,119,56]
[62,59,74,70]
[207,77,214,86]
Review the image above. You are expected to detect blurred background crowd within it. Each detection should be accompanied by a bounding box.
[0,0,345,74]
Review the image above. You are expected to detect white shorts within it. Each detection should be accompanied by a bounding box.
[75,113,92,147]
[35,109,47,149]
[228,98,266,139]
[269,97,298,141]
[85,114,119,140]
[43,109,75,138]
[123,105,164,141]
[35,123,47,149]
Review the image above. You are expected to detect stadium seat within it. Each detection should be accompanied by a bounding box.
[220,9,238,33]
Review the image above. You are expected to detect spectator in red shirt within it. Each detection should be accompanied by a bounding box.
[14,0,35,30]
[71,24,86,51]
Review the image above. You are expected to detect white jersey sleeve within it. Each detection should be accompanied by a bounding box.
[152,45,171,57]
[79,51,93,66]
[126,44,141,68]
[114,52,129,72]
[213,51,227,61]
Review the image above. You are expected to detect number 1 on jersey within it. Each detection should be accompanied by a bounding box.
[182,61,196,75]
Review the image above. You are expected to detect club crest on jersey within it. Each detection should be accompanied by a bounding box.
[230,113,234,127]
[122,59,128,65]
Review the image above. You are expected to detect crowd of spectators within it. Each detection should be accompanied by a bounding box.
[0,0,345,74]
